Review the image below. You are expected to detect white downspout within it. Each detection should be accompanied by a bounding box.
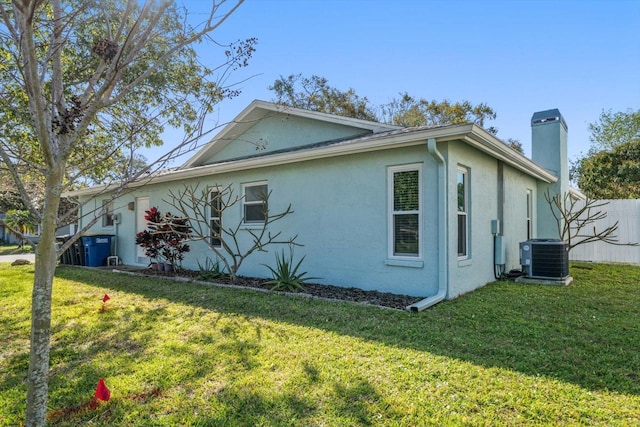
[407,138,449,312]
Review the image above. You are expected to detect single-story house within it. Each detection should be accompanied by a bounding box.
[69,100,579,310]
[0,211,39,245]
[0,210,75,245]
[0,212,20,244]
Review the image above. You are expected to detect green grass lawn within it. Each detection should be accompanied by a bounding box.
[0,243,35,256]
[1,263,639,426]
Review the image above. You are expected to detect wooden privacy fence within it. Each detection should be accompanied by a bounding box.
[569,199,640,264]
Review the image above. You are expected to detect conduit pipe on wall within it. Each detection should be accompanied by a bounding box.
[407,138,449,312]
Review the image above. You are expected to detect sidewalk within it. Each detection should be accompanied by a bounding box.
[0,253,36,263]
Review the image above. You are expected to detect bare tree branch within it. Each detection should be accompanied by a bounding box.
[544,189,639,251]
[164,183,299,282]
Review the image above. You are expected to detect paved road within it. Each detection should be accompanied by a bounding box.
[0,253,36,263]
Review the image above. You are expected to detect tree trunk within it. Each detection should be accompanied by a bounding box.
[25,173,62,427]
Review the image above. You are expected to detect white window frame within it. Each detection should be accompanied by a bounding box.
[388,164,422,259]
[242,181,268,225]
[208,188,222,247]
[102,200,114,228]
[457,166,469,260]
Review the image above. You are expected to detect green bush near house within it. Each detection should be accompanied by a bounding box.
[0,262,639,426]
[197,257,228,281]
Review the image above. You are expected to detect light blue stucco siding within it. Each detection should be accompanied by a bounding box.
[442,141,540,298]
[501,166,538,271]
[78,139,548,301]
[444,141,498,298]
[531,112,567,239]
[267,146,440,297]
[79,192,148,266]
[203,114,373,164]
[80,144,441,297]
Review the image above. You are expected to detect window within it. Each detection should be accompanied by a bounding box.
[243,182,268,224]
[457,167,469,259]
[209,189,222,247]
[102,200,114,227]
[389,165,421,258]
[526,189,533,240]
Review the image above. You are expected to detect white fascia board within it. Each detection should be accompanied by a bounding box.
[569,186,587,200]
[180,100,400,169]
[260,101,401,133]
[66,126,460,197]
[461,126,558,183]
[180,100,270,169]
[66,124,556,197]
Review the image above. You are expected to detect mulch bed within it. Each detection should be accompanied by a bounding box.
[117,266,425,310]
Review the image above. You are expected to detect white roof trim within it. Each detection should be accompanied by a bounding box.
[569,186,587,200]
[180,100,401,169]
[66,123,557,197]
[459,124,557,183]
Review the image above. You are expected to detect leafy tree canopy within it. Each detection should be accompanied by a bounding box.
[379,92,497,134]
[573,109,640,199]
[0,1,251,424]
[0,0,255,195]
[3,209,37,237]
[588,109,640,151]
[576,140,640,199]
[269,74,526,153]
[269,74,378,121]
[270,73,502,137]
[505,138,524,154]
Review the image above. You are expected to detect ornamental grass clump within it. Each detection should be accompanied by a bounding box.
[197,257,228,281]
[263,249,319,292]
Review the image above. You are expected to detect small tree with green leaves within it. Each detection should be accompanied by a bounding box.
[0,1,252,422]
[3,209,37,247]
[571,109,640,198]
[165,183,299,282]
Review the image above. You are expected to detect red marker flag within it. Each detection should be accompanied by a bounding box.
[94,378,111,401]
[102,294,110,303]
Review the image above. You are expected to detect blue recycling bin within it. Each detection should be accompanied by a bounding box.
[82,234,113,267]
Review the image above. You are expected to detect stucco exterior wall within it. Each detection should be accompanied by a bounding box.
[501,166,539,270]
[81,144,443,297]
[79,137,550,300]
[443,141,498,298]
[203,114,372,164]
[441,141,542,298]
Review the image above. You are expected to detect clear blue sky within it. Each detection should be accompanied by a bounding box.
[149,0,640,165]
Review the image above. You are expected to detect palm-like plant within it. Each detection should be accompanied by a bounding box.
[263,249,318,292]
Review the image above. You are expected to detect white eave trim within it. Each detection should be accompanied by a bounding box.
[66,123,556,197]
[180,100,401,169]
[461,125,557,183]
[569,186,587,200]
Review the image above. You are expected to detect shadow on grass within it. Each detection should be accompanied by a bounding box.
[53,264,640,398]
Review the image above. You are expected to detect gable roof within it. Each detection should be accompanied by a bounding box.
[67,115,557,198]
[180,100,401,169]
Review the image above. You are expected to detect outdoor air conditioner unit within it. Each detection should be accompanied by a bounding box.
[519,239,569,280]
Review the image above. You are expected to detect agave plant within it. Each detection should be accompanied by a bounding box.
[263,249,319,292]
